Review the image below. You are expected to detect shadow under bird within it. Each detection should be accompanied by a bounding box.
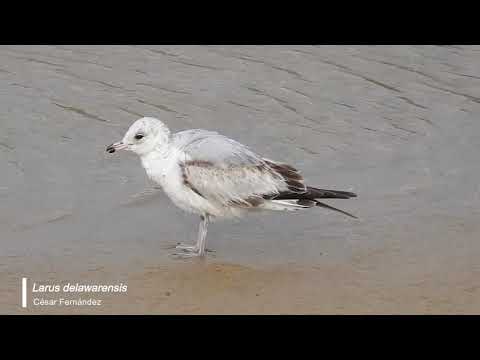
[106,117,358,257]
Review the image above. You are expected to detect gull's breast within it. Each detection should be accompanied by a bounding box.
[141,150,222,216]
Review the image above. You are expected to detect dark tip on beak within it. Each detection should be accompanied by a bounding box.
[106,144,116,153]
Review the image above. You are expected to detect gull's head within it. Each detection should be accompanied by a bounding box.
[106,117,171,157]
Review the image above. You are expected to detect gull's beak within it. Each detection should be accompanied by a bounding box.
[106,141,127,154]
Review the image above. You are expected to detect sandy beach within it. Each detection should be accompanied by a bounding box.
[1,45,479,314]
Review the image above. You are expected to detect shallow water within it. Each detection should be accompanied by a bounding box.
[1,45,479,313]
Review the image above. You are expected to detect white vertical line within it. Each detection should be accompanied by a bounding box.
[22,277,27,308]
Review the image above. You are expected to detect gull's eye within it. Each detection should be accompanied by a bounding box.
[134,133,144,140]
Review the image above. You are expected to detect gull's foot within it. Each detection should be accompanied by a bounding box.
[175,243,199,253]
[168,246,216,260]
[172,242,215,253]
[169,252,203,259]
[169,251,216,260]
[165,242,216,259]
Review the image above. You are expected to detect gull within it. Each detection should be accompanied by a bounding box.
[106,117,357,257]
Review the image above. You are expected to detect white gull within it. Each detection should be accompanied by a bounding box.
[106,117,357,257]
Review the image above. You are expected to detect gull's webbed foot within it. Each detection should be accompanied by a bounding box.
[169,251,204,259]
[175,243,199,252]
[171,242,215,253]
[168,242,215,259]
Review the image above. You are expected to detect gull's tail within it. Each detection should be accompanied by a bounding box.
[264,186,358,218]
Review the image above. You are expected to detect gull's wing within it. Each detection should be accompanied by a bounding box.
[172,129,306,206]
[173,129,265,167]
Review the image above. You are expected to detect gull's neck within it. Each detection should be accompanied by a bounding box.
[139,138,183,179]
[141,141,172,162]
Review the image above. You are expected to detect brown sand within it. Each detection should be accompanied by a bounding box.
[4,238,479,314]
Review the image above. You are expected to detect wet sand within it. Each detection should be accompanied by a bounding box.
[1,45,479,314]
[3,251,479,314]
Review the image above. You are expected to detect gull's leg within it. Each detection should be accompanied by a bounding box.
[173,214,211,257]
[197,214,209,256]
[174,215,205,252]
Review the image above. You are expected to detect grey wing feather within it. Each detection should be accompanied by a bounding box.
[172,129,265,167]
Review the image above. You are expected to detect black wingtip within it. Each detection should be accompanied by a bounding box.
[315,201,358,219]
[307,187,357,199]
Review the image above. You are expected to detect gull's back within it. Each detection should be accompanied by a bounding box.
[171,129,266,168]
